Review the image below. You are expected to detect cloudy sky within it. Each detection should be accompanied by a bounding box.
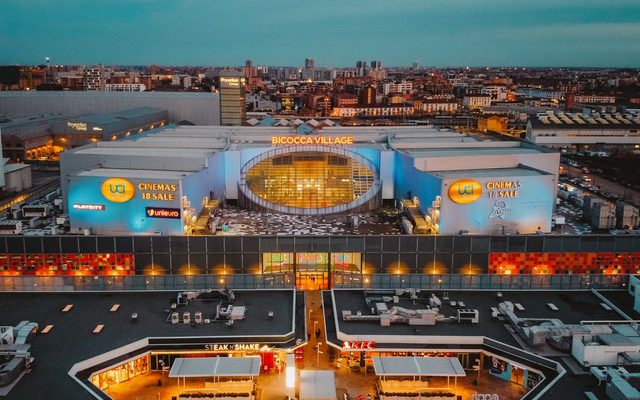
[1,0,639,67]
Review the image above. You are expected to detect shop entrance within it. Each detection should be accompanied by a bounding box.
[296,272,329,291]
[261,252,362,290]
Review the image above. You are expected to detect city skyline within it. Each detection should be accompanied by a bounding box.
[1,0,639,68]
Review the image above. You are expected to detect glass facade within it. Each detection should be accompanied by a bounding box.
[245,152,374,209]
[90,355,149,390]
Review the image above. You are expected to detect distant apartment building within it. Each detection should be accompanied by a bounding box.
[171,75,192,89]
[105,83,147,92]
[331,105,414,118]
[516,87,565,100]
[83,66,105,91]
[383,81,413,96]
[333,93,358,108]
[421,99,459,114]
[463,95,492,109]
[481,86,509,102]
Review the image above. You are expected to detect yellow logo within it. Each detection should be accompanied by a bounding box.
[101,178,135,203]
[448,179,482,204]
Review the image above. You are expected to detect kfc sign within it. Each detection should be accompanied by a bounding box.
[342,341,376,350]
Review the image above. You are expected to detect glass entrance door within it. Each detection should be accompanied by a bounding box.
[295,253,329,290]
[296,272,329,290]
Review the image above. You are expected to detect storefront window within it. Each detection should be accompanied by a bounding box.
[90,355,150,390]
[332,253,362,273]
[262,253,294,273]
[296,253,329,272]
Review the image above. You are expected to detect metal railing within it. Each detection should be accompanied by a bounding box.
[332,273,628,290]
[0,273,294,292]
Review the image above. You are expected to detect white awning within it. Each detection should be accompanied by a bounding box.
[372,357,466,377]
[299,370,337,400]
[168,356,261,378]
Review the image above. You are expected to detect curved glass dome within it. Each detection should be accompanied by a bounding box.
[245,151,375,209]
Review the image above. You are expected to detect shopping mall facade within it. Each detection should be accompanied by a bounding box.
[1,126,638,286]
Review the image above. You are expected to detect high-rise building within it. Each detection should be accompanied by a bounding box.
[243,60,256,78]
[305,58,315,70]
[219,72,246,126]
[359,85,377,106]
[370,60,382,70]
[83,65,105,91]
[356,60,367,77]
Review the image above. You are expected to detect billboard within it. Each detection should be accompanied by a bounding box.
[68,175,183,235]
[440,173,555,235]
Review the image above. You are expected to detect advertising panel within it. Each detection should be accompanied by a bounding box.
[440,172,555,235]
[68,175,183,235]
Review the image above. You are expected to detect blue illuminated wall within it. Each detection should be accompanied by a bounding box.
[68,175,183,235]
[393,152,443,210]
[439,173,555,235]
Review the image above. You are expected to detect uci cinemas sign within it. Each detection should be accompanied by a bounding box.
[449,179,522,204]
[100,178,178,203]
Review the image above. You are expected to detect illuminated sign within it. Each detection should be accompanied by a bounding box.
[146,207,181,219]
[101,178,135,203]
[67,122,87,131]
[138,182,177,201]
[342,341,376,350]
[92,127,103,131]
[73,203,105,211]
[489,200,511,219]
[204,343,272,352]
[220,77,243,88]
[448,179,483,204]
[271,136,354,145]
[486,180,520,199]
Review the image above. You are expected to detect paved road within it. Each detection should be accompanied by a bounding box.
[562,164,640,207]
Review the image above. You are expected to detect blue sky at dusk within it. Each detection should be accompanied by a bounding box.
[1,0,639,67]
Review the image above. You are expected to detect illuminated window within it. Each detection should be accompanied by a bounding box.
[262,253,294,273]
[245,151,374,209]
[296,253,329,272]
[331,253,362,273]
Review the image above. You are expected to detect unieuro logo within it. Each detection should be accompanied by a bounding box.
[448,179,483,204]
[146,207,181,219]
[101,178,135,203]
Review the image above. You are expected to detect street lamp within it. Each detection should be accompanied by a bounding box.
[285,353,296,398]
[316,343,324,367]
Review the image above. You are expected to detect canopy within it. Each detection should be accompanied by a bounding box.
[168,356,261,378]
[299,370,337,400]
[372,356,466,377]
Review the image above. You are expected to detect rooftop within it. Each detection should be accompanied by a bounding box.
[433,166,551,179]
[74,168,195,179]
[0,289,299,400]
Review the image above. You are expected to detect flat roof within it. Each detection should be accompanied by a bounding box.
[329,289,627,345]
[74,168,194,179]
[299,370,337,400]
[433,167,550,179]
[406,147,541,158]
[372,356,465,377]
[168,356,261,378]
[70,147,213,158]
[0,290,298,399]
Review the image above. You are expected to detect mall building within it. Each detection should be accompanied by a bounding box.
[60,125,560,237]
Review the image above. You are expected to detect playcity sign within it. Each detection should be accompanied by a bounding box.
[271,136,354,145]
[204,343,273,352]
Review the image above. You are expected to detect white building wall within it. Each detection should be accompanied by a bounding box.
[0,92,221,125]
